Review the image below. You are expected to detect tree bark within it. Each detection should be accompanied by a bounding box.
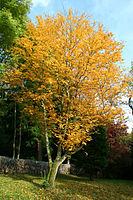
[47,154,67,187]
[47,160,60,187]
[129,97,133,115]
[37,139,42,161]
[46,145,67,187]
[17,119,22,159]
[42,100,53,180]
[13,101,16,159]
[67,156,71,164]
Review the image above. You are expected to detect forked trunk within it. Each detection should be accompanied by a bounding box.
[42,100,68,187]
[47,160,61,187]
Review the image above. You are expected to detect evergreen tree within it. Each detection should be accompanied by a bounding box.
[72,126,109,180]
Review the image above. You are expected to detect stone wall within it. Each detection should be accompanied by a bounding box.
[0,156,71,175]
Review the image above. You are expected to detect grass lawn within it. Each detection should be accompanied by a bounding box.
[0,174,133,200]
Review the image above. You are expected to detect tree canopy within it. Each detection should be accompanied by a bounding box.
[4,9,130,186]
[0,0,31,50]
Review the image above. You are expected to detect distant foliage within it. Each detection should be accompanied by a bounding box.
[0,0,32,159]
[105,122,132,179]
[107,123,130,163]
[72,126,109,180]
[0,0,31,50]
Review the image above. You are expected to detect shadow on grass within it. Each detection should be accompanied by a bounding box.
[3,174,133,200]
[7,174,44,188]
[56,174,100,199]
[56,174,133,200]
[57,174,91,183]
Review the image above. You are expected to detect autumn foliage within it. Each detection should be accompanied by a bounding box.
[106,123,132,178]
[107,123,130,162]
[4,10,130,186]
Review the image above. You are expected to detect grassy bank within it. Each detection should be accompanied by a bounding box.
[0,174,133,199]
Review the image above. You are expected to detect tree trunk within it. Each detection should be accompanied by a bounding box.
[47,160,61,187]
[17,119,22,159]
[89,173,94,181]
[47,149,67,187]
[13,101,16,159]
[37,139,42,161]
[42,100,53,182]
[67,156,71,164]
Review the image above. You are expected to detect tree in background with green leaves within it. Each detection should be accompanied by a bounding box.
[0,0,31,71]
[0,0,31,159]
[0,0,31,50]
[72,126,109,180]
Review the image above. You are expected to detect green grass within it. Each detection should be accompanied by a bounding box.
[0,174,133,200]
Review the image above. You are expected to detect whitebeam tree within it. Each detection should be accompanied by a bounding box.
[4,9,130,187]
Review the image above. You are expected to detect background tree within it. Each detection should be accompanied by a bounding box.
[72,126,109,180]
[0,103,47,160]
[105,122,132,179]
[4,10,130,187]
[0,0,31,159]
[131,132,133,179]
[0,0,31,52]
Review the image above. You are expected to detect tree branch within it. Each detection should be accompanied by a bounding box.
[42,100,52,164]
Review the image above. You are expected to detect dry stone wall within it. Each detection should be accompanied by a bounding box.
[0,156,71,175]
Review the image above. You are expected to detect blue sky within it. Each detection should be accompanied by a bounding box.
[29,0,133,69]
[29,0,133,131]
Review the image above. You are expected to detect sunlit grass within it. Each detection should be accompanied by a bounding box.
[0,174,133,199]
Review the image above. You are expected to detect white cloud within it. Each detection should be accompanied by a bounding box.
[32,0,51,7]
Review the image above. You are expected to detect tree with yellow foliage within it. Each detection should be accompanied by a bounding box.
[4,9,129,187]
